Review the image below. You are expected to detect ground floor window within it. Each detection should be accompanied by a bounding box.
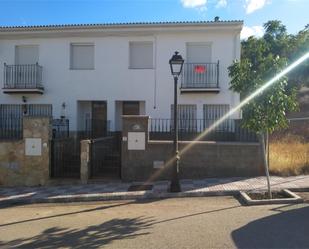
[171,104,197,131]
[0,104,52,118]
[203,104,231,131]
[0,104,53,140]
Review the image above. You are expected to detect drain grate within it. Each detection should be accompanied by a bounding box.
[128,184,153,192]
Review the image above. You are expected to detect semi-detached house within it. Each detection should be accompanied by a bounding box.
[0,20,265,185]
[0,20,242,133]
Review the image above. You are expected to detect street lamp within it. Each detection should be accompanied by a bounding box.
[169,51,184,192]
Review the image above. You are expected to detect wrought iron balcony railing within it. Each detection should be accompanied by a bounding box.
[3,63,44,93]
[181,61,219,90]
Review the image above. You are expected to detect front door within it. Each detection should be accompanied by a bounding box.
[91,101,107,138]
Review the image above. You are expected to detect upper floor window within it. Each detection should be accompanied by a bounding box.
[70,43,94,70]
[15,45,39,65]
[186,42,212,63]
[129,41,153,69]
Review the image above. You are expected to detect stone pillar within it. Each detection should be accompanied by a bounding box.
[23,116,51,186]
[121,115,149,180]
[80,139,91,184]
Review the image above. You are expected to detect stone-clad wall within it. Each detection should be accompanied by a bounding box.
[121,116,264,182]
[0,117,51,186]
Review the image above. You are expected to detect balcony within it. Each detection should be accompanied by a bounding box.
[3,63,44,94]
[181,62,220,93]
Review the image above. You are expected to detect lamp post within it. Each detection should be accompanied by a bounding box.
[169,51,184,192]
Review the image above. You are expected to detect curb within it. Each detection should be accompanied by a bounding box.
[0,190,238,207]
[0,187,308,207]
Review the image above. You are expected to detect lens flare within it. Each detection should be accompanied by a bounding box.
[144,51,309,185]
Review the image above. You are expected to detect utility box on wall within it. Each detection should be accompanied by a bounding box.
[25,138,42,156]
[128,132,145,150]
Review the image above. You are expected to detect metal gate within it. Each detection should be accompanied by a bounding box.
[90,133,121,178]
[50,135,81,178]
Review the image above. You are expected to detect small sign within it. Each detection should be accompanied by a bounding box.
[122,136,128,141]
[194,65,206,73]
[153,161,164,169]
[132,124,142,131]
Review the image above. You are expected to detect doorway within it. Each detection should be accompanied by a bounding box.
[91,101,108,138]
[122,101,140,115]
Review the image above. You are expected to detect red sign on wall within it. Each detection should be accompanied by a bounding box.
[194,65,206,73]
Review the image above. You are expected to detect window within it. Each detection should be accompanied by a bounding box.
[186,42,212,63]
[0,104,52,118]
[185,43,213,87]
[129,41,153,69]
[203,104,230,131]
[15,45,39,65]
[70,43,94,70]
[171,104,197,131]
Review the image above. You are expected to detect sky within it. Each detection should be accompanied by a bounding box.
[0,0,308,39]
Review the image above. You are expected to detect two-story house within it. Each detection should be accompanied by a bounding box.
[0,20,242,136]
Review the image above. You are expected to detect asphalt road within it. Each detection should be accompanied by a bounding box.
[0,196,308,249]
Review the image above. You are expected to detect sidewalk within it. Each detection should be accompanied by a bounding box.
[0,176,308,206]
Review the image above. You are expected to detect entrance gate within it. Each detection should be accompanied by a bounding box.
[50,136,81,178]
[90,133,121,179]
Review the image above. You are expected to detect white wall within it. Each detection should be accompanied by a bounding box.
[0,28,241,130]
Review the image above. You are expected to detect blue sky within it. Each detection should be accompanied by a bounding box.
[0,0,308,39]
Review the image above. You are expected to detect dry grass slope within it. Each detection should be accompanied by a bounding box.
[270,135,309,176]
[267,87,309,176]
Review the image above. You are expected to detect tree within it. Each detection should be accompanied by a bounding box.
[262,20,309,88]
[228,25,298,198]
[263,20,289,58]
[287,25,309,87]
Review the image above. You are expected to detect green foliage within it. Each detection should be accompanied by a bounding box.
[228,20,303,133]
[262,20,309,88]
[287,25,309,87]
[263,20,289,58]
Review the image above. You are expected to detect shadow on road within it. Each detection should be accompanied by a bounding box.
[232,205,309,248]
[0,199,164,228]
[0,198,247,248]
[0,216,154,248]
[0,201,135,228]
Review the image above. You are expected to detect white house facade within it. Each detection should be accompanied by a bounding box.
[0,20,242,133]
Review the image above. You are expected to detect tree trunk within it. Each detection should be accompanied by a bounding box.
[260,132,272,199]
[266,130,270,170]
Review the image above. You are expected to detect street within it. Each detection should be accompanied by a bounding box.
[0,197,308,248]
